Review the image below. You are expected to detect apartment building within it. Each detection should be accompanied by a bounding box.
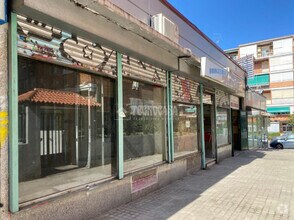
[226,35,294,133]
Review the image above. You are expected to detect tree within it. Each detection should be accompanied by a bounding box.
[288,114,294,126]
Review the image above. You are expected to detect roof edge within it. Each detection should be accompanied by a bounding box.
[159,0,246,73]
[239,34,294,47]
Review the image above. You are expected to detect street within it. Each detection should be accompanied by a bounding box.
[98,149,294,220]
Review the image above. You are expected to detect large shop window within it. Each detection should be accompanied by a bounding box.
[123,79,166,172]
[172,75,199,157]
[216,108,229,146]
[173,103,198,157]
[18,57,116,203]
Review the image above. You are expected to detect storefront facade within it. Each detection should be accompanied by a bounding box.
[0,0,247,218]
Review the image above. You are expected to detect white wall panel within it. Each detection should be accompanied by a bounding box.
[270,71,294,82]
[269,55,293,72]
[271,98,293,105]
[273,38,293,55]
[271,89,294,98]
[239,45,257,58]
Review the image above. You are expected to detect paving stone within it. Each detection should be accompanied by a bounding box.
[98,149,294,220]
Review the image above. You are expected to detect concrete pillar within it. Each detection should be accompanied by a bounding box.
[0,23,9,219]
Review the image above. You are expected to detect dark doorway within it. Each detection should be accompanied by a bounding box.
[232,110,241,151]
[204,104,215,160]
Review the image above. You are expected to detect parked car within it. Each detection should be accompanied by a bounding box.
[270,134,294,149]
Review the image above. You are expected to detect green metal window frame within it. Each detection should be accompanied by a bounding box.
[116,52,124,179]
[199,84,206,169]
[167,72,174,163]
[9,12,19,213]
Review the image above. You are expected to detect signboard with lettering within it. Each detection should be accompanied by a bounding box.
[230,95,240,110]
[0,0,7,25]
[200,57,245,97]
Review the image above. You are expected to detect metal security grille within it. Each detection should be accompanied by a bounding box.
[121,54,167,86]
[216,89,230,109]
[172,75,199,104]
[17,15,117,77]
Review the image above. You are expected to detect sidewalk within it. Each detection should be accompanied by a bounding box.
[97,149,294,220]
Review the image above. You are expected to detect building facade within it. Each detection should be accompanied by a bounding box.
[0,0,252,219]
[226,36,294,133]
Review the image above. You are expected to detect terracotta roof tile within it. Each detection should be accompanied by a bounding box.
[19,88,101,107]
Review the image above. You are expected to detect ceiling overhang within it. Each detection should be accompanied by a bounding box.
[12,0,244,96]
[12,0,200,72]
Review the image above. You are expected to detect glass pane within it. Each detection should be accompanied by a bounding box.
[216,108,229,146]
[173,103,198,157]
[247,116,253,148]
[18,57,116,203]
[123,78,166,172]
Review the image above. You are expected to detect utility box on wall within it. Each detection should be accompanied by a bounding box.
[151,13,179,44]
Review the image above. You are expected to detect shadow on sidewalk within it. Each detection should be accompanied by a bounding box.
[99,150,267,219]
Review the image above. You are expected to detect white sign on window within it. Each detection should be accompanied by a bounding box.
[0,0,6,24]
[185,120,190,128]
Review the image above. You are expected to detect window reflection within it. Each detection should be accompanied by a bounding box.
[123,79,166,172]
[173,103,198,157]
[216,108,229,146]
[18,57,116,203]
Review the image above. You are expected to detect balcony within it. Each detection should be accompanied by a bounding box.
[247,74,270,87]
[256,44,273,61]
[257,51,273,58]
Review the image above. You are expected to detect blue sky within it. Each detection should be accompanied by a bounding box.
[168,0,294,50]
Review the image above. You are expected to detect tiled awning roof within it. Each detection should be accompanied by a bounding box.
[19,88,101,107]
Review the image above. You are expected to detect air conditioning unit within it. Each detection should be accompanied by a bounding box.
[151,13,179,44]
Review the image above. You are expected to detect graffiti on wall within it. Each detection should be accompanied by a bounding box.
[0,111,8,148]
[17,15,166,84]
[122,55,167,86]
[17,15,117,76]
[172,75,199,104]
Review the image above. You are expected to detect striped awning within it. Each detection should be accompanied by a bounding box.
[267,106,290,114]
